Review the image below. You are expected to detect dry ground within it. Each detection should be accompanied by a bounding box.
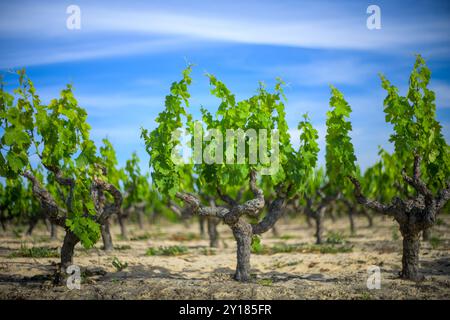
[0,214,449,299]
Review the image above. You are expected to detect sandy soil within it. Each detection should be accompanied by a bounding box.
[0,215,449,300]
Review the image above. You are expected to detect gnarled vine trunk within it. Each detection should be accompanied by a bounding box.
[207,217,220,248]
[137,210,144,229]
[365,211,374,228]
[118,212,128,239]
[199,216,206,238]
[26,216,39,236]
[61,230,80,273]
[101,220,114,251]
[400,229,421,281]
[314,208,324,244]
[348,158,450,282]
[231,219,252,282]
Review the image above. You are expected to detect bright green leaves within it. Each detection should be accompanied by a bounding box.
[325,86,357,194]
[3,125,30,147]
[0,70,105,249]
[39,85,95,169]
[143,66,321,201]
[362,148,398,202]
[0,73,36,177]
[100,138,123,189]
[123,152,149,206]
[293,114,320,195]
[66,216,100,249]
[277,113,320,198]
[142,66,193,197]
[5,151,28,173]
[381,55,449,190]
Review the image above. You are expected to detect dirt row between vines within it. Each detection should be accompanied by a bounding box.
[0,215,449,299]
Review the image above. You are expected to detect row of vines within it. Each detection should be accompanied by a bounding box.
[1,55,449,284]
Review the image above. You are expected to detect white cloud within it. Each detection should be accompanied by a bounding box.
[431,81,450,109]
[77,94,164,110]
[265,59,379,86]
[0,37,192,69]
[91,125,143,144]
[1,1,450,67]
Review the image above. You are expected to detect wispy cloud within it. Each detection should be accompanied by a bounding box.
[0,37,194,69]
[265,58,379,86]
[1,1,450,67]
[431,81,450,109]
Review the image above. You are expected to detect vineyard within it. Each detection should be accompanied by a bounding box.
[0,55,449,300]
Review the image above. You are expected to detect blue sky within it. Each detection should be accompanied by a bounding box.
[1,0,449,173]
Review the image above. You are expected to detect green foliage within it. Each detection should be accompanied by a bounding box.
[141,65,193,197]
[0,70,103,248]
[143,67,319,200]
[8,244,59,258]
[252,242,353,255]
[257,278,273,286]
[111,256,128,271]
[325,86,357,194]
[123,152,149,206]
[251,235,263,254]
[145,245,188,256]
[0,176,39,222]
[362,148,398,202]
[325,231,346,245]
[381,55,449,190]
[100,138,123,188]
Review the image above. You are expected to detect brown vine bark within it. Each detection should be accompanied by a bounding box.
[61,230,80,272]
[303,189,335,245]
[314,208,325,244]
[400,229,421,280]
[175,171,286,282]
[101,220,114,252]
[348,155,450,281]
[22,167,122,284]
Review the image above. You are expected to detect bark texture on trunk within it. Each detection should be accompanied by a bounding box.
[118,214,128,239]
[207,217,220,248]
[314,207,325,245]
[348,155,450,282]
[400,231,422,281]
[231,219,252,282]
[26,217,39,236]
[101,220,114,251]
[199,216,206,238]
[365,212,374,228]
[306,215,312,227]
[348,207,355,235]
[175,171,294,283]
[137,210,144,229]
[61,230,80,272]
